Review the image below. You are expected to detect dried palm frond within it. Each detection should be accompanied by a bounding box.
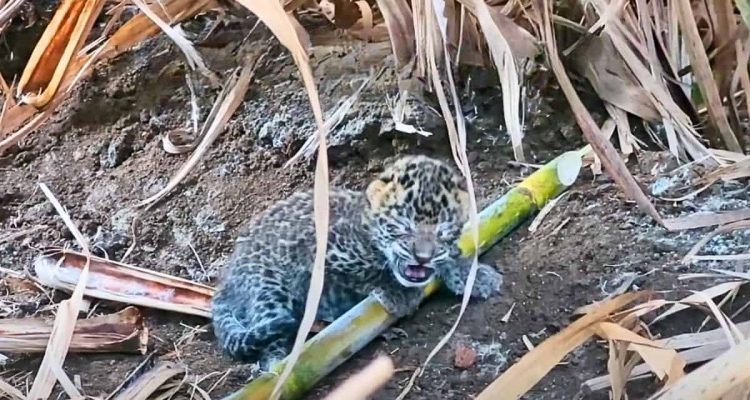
[34,249,214,318]
[0,307,148,354]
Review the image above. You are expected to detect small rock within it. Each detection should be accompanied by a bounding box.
[88,143,103,156]
[194,205,226,235]
[91,228,129,256]
[73,148,86,161]
[103,130,135,168]
[653,239,678,253]
[148,116,165,135]
[453,343,477,369]
[24,202,54,222]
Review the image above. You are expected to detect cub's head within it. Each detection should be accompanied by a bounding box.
[366,155,469,287]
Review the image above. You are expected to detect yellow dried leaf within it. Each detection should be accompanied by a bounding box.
[475,292,645,400]
[17,0,106,108]
[594,322,686,384]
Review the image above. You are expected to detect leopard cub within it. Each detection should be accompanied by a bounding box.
[211,155,503,369]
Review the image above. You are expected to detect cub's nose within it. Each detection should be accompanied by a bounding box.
[414,253,432,265]
[413,238,435,265]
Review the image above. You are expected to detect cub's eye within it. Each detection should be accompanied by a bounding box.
[437,228,460,241]
[386,224,408,238]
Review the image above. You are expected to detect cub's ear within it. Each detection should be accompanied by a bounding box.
[450,172,470,218]
[366,178,388,210]
[452,170,468,192]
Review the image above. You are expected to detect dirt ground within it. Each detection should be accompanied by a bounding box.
[2,5,750,400]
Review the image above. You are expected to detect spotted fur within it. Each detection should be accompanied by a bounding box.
[211,155,503,369]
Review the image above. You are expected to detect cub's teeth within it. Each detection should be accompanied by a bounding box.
[405,266,429,280]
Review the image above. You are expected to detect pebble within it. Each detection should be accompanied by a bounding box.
[103,130,135,168]
[453,343,477,369]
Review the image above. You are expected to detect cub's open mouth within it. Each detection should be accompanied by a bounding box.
[403,264,435,283]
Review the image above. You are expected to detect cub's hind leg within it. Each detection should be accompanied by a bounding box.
[211,267,299,370]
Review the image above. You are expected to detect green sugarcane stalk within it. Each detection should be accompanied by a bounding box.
[222,150,583,400]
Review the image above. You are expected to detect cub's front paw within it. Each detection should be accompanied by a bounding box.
[472,263,503,299]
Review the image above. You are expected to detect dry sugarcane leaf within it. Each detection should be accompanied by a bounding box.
[15,0,82,94]
[585,0,715,164]
[456,0,538,62]
[0,224,46,245]
[651,338,750,400]
[139,52,263,207]
[650,281,746,325]
[699,156,750,183]
[28,183,92,400]
[538,0,664,226]
[710,148,750,163]
[34,249,214,318]
[0,306,148,354]
[373,0,415,68]
[475,292,646,400]
[17,0,106,108]
[662,209,750,230]
[0,76,14,127]
[323,355,394,400]
[112,361,187,400]
[332,0,362,29]
[682,219,750,263]
[0,377,25,400]
[455,10,486,66]
[674,0,742,153]
[287,72,373,163]
[0,44,104,155]
[345,2,390,42]
[444,0,463,62]
[594,322,685,385]
[49,360,83,399]
[606,104,639,155]
[1,0,214,141]
[710,0,738,104]
[731,38,750,137]
[587,341,733,392]
[131,0,216,83]
[583,316,750,392]
[607,339,629,400]
[661,321,750,350]
[467,0,525,161]
[571,36,661,122]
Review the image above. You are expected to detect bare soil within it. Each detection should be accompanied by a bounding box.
[2,6,750,400]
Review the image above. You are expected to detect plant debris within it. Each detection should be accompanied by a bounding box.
[33,249,215,318]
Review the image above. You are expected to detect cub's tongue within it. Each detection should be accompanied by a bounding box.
[405,265,430,280]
